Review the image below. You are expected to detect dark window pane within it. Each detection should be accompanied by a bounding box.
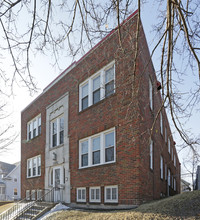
[93,151,100,165]
[96,189,100,200]
[38,125,41,135]
[33,167,36,176]
[33,129,36,138]
[82,189,86,199]
[105,147,114,162]
[28,169,31,177]
[53,134,57,147]
[60,130,64,144]
[29,132,31,140]
[112,188,117,200]
[106,188,111,200]
[82,154,88,167]
[38,166,41,175]
[82,96,88,110]
[78,190,81,200]
[93,89,100,104]
[105,80,114,97]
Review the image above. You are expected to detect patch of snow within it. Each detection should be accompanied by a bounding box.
[38,203,70,220]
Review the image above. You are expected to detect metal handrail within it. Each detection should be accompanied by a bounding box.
[0,190,36,220]
[0,187,62,220]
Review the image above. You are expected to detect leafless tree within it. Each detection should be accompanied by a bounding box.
[0,0,199,153]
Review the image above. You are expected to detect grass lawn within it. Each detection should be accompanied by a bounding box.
[42,191,200,220]
[0,202,15,214]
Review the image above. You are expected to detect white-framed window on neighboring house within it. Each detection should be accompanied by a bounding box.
[150,140,153,170]
[27,155,41,178]
[105,185,118,203]
[168,138,171,154]
[51,115,64,148]
[0,187,5,195]
[168,169,171,186]
[174,155,176,167]
[27,114,41,140]
[160,155,163,179]
[160,113,163,135]
[13,188,18,196]
[79,128,115,168]
[90,187,101,203]
[77,187,86,202]
[165,164,167,180]
[79,61,115,111]
[149,77,153,110]
[26,190,30,200]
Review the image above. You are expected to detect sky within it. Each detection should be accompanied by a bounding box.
[0,1,199,184]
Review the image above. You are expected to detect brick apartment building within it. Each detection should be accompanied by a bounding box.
[21,10,180,209]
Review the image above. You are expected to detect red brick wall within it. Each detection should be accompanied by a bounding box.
[21,11,180,205]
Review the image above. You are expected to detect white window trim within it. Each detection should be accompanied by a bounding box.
[27,114,41,140]
[79,127,116,169]
[79,61,115,111]
[77,187,86,202]
[105,185,118,203]
[50,115,64,148]
[26,190,30,200]
[89,187,101,203]
[150,140,153,170]
[27,155,41,178]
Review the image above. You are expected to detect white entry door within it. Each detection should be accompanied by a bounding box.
[53,167,61,202]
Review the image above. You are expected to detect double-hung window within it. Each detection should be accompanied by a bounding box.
[79,61,115,111]
[51,115,64,148]
[93,76,100,104]
[79,128,115,168]
[27,114,41,140]
[105,132,114,162]
[92,136,100,165]
[105,65,114,97]
[81,141,88,167]
[105,186,118,203]
[90,187,101,203]
[27,155,41,178]
[77,188,86,202]
[81,83,89,110]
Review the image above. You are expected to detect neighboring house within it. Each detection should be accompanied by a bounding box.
[21,10,180,209]
[0,161,21,201]
[181,179,191,192]
[194,165,200,190]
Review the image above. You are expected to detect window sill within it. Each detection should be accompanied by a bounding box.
[27,175,41,179]
[26,134,41,143]
[79,93,116,114]
[49,143,64,151]
[79,160,116,170]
